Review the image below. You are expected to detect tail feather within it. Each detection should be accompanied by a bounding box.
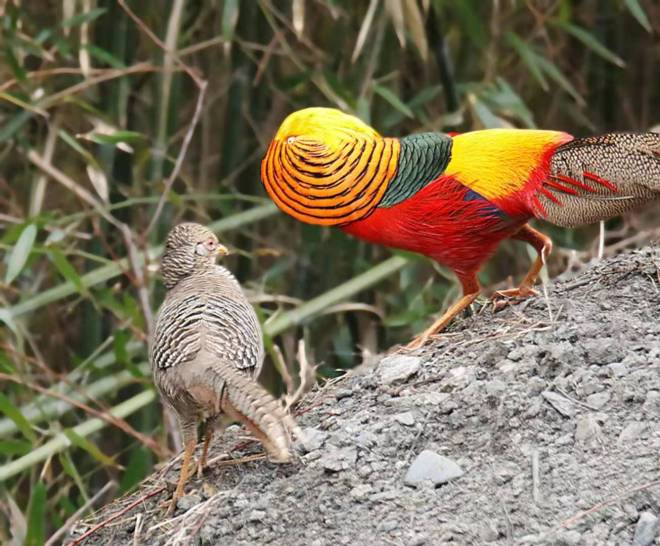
[202,356,302,463]
[536,132,660,227]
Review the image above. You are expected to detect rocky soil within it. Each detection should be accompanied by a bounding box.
[70,247,660,546]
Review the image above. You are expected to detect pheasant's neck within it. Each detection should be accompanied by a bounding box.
[262,132,453,228]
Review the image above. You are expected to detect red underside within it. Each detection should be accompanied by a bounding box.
[341,175,531,280]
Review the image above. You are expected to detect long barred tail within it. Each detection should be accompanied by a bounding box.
[200,354,302,463]
[535,132,660,227]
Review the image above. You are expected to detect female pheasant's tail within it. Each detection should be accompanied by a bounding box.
[202,356,303,464]
[536,132,660,227]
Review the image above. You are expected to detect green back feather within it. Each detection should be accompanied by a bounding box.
[380,132,453,207]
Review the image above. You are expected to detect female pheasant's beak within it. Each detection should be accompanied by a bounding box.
[216,244,229,257]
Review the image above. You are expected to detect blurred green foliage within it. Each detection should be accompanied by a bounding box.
[0,0,658,541]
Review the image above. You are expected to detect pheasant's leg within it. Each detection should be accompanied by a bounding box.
[407,274,481,350]
[167,427,197,516]
[197,418,216,478]
[494,225,553,300]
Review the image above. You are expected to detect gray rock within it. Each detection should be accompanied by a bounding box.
[335,388,353,400]
[404,450,464,486]
[643,391,660,415]
[485,379,507,396]
[585,391,611,409]
[300,427,328,452]
[633,512,659,546]
[177,493,202,511]
[247,509,266,522]
[557,529,583,545]
[376,355,421,385]
[575,414,603,448]
[394,411,416,426]
[320,446,358,472]
[377,519,399,532]
[609,362,629,377]
[542,391,576,417]
[618,421,648,444]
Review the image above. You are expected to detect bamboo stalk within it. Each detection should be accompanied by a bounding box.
[0,389,155,482]
[0,363,148,438]
[264,255,409,337]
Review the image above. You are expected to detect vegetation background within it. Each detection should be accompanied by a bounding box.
[0,0,658,542]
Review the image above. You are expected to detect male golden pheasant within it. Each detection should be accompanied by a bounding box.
[261,108,660,346]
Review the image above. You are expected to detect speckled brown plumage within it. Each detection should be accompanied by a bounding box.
[150,223,299,514]
[543,132,660,227]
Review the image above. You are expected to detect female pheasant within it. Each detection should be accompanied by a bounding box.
[151,223,299,514]
[261,107,660,347]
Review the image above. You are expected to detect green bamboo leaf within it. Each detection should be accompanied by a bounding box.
[0,109,32,143]
[554,21,625,67]
[623,0,652,32]
[221,0,240,42]
[58,128,103,169]
[85,44,126,68]
[373,84,413,118]
[3,44,27,81]
[61,7,107,28]
[0,393,36,443]
[0,439,32,456]
[119,447,152,493]
[505,32,549,91]
[25,482,46,546]
[48,248,87,296]
[469,94,510,129]
[535,55,585,105]
[59,451,90,503]
[5,224,37,284]
[63,429,119,468]
[0,309,20,338]
[83,130,145,146]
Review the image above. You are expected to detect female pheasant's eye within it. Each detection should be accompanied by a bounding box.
[206,239,216,250]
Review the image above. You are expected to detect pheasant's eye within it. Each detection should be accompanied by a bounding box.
[194,240,213,256]
[287,136,297,144]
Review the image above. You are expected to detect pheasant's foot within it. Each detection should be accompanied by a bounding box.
[405,333,430,351]
[491,284,539,311]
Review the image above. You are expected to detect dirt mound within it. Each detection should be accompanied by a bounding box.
[70,247,660,546]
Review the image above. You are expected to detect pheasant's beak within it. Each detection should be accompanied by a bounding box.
[216,244,229,256]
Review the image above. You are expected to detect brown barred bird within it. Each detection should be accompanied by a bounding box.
[151,223,299,514]
[261,108,660,347]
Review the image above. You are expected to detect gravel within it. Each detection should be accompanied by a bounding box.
[70,248,660,546]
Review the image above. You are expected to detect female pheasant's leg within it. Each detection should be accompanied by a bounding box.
[197,418,217,478]
[167,430,197,515]
[494,224,553,299]
[407,274,481,349]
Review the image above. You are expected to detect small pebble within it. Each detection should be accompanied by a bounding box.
[633,511,659,546]
[377,355,421,385]
[320,446,358,472]
[394,411,416,426]
[404,450,464,487]
[618,421,648,444]
[542,391,576,417]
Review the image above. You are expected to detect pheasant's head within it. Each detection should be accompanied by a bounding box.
[274,107,379,149]
[160,223,229,289]
[262,108,398,226]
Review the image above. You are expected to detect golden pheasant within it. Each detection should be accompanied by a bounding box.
[150,223,299,514]
[261,108,660,347]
